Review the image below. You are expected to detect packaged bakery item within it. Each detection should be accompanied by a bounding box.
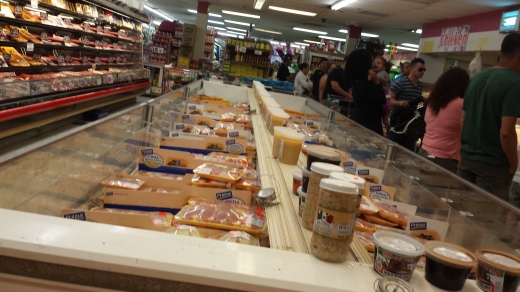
[355,231,375,253]
[193,163,246,183]
[214,230,259,246]
[101,177,145,190]
[475,248,520,292]
[220,112,236,122]
[165,225,204,237]
[191,175,229,188]
[191,126,211,136]
[213,122,234,137]
[424,241,477,291]
[356,218,375,233]
[310,179,361,262]
[301,162,344,230]
[236,114,251,124]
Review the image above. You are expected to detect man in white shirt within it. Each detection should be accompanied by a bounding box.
[294,63,313,97]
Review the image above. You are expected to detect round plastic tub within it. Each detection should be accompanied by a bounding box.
[305,145,344,170]
[297,186,306,217]
[310,179,360,262]
[301,167,311,193]
[373,231,425,281]
[292,168,302,195]
[263,100,279,121]
[278,132,306,165]
[424,241,477,291]
[269,110,290,134]
[475,249,520,292]
[272,126,298,158]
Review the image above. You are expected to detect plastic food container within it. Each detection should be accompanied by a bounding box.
[263,101,279,121]
[301,167,311,193]
[310,179,360,262]
[297,186,306,217]
[278,132,306,165]
[269,110,290,134]
[475,248,520,292]
[424,241,477,291]
[272,126,298,158]
[305,145,344,170]
[329,172,366,211]
[292,168,302,195]
[193,163,246,183]
[301,162,344,230]
[266,106,281,128]
[373,231,425,281]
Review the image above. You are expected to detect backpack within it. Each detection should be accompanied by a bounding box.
[389,96,426,140]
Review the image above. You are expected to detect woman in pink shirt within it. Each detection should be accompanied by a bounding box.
[419,68,470,173]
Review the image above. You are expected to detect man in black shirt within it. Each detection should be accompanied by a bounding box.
[277,54,294,82]
[323,55,352,101]
[310,58,328,101]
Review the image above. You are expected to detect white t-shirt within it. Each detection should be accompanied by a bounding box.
[294,71,312,94]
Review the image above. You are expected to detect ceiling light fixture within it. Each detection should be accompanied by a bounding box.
[233,31,247,35]
[144,5,173,21]
[319,35,345,41]
[331,0,357,11]
[396,46,418,51]
[254,0,265,10]
[415,29,423,34]
[187,9,222,17]
[225,20,256,27]
[217,32,238,37]
[294,42,309,46]
[401,43,419,48]
[227,27,247,32]
[208,20,225,25]
[268,6,317,16]
[304,40,321,44]
[361,32,379,37]
[293,27,327,34]
[338,29,349,33]
[222,10,260,19]
[152,20,162,25]
[212,27,226,31]
[270,40,280,45]
[254,28,282,34]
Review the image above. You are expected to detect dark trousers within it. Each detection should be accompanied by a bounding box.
[387,131,417,152]
[457,156,514,201]
[418,148,458,173]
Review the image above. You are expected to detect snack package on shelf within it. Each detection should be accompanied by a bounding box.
[213,122,234,137]
[220,112,236,122]
[165,225,204,237]
[175,200,266,234]
[90,207,174,227]
[191,175,230,189]
[355,231,375,253]
[101,177,145,190]
[213,230,259,246]
[193,163,246,183]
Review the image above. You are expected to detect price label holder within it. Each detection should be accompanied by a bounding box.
[64,35,71,44]
[58,55,65,64]
[31,0,38,8]
[65,55,72,62]
[27,43,34,52]
[40,11,48,20]
[102,40,108,49]
[83,22,91,31]
[239,46,247,53]
[41,32,48,40]
[254,50,262,55]
[95,40,101,47]
[33,54,41,61]
[14,5,22,16]
[108,57,114,63]
[97,26,103,34]
[82,36,89,45]
[11,28,19,37]
[112,43,118,49]
[94,56,100,64]
[63,17,71,23]
[3,54,10,62]
[82,56,88,62]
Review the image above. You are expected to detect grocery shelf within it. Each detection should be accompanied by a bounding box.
[0,63,135,73]
[0,41,142,54]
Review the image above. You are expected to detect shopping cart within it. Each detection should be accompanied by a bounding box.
[324,94,355,117]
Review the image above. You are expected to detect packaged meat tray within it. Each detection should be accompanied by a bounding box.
[204,153,248,167]
[191,175,230,189]
[233,179,262,193]
[192,163,246,183]
[90,207,174,227]
[101,177,145,190]
[164,225,204,237]
[213,230,259,246]
[355,231,375,252]
[220,112,236,122]
[174,200,266,234]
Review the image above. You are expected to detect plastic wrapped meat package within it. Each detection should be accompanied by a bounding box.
[233,179,262,193]
[193,163,246,183]
[135,171,184,180]
[374,200,409,228]
[205,152,248,167]
[90,208,174,227]
[220,112,236,122]
[355,231,375,253]
[165,225,204,238]
[213,122,234,137]
[355,218,375,233]
[175,200,266,234]
[213,231,259,246]
[191,175,230,189]
[101,177,145,190]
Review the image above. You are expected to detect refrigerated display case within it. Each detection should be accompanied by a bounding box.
[0,79,519,291]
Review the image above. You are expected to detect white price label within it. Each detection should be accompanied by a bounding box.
[254,50,262,55]
[27,43,34,52]
[239,46,247,53]
[31,0,38,8]
[14,6,22,15]
[82,36,89,44]
[94,56,100,63]
[107,74,113,84]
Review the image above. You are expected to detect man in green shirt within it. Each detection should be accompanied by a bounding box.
[458,32,520,201]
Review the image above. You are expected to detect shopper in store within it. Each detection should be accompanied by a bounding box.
[277,54,294,82]
[319,63,336,103]
[322,55,352,102]
[345,49,386,135]
[387,58,426,151]
[310,58,328,101]
[394,62,411,82]
[374,56,392,127]
[294,63,313,97]
[419,68,470,173]
[457,32,520,201]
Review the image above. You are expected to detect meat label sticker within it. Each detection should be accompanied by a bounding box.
[33,54,41,61]
[94,56,100,63]
[84,22,90,31]
[14,6,22,15]
[82,36,89,44]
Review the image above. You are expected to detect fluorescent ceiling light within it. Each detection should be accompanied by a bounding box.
[319,35,345,41]
[187,9,222,17]
[208,20,225,25]
[238,36,244,39]
[338,29,349,34]
[331,0,357,10]
[415,29,422,34]
[270,40,280,44]
[152,20,162,25]
[144,5,173,21]
[401,43,419,48]
[397,46,418,51]
[225,20,255,27]
[254,0,265,10]
[361,32,379,37]
[294,42,309,46]
[233,32,247,35]
[254,28,282,34]
[222,10,260,19]
[213,27,226,31]
[268,6,316,16]
[227,27,247,32]
[218,32,237,37]
[293,27,327,34]
[304,40,321,44]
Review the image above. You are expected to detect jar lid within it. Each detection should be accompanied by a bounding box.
[424,241,477,269]
[297,186,306,196]
[319,178,358,195]
[310,162,344,176]
[476,249,520,275]
[373,231,425,257]
[306,145,344,161]
[292,168,302,180]
[375,276,414,292]
[280,132,306,141]
[301,166,311,177]
[329,172,366,189]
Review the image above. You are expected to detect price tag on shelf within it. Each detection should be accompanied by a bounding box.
[112,43,118,49]
[82,56,88,62]
[40,11,47,20]
[10,28,19,37]
[102,40,108,48]
[14,5,22,16]
[31,0,38,8]
[3,54,10,63]
[63,17,71,23]
[97,26,103,34]
[94,56,100,63]
[107,74,114,84]
[254,50,262,55]
[33,54,41,61]
[116,56,121,63]
[104,26,110,33]
[239,46,247,53]
[58,55,65,64]
[64,35,71,43]
[108,57,114,63]
[65,55,72,62]
[95,40,101,47]
[82,36,89,44]
[26,43,34,52]
[41,32,48,40]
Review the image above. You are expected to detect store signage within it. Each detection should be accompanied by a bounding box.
[438,25,470,52]
[31,0,38,8]
[239,46,247,53]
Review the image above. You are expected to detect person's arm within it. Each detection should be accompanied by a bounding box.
[460,110,465,132]
[389,81,409,108]
[501,116,518,174]
[286,74,295,83]
[319,76,326,103]
[331,81,352,99]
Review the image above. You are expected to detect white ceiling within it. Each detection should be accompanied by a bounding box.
[146,0,520,47]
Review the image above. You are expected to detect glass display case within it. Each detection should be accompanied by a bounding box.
[0,79,518,291]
